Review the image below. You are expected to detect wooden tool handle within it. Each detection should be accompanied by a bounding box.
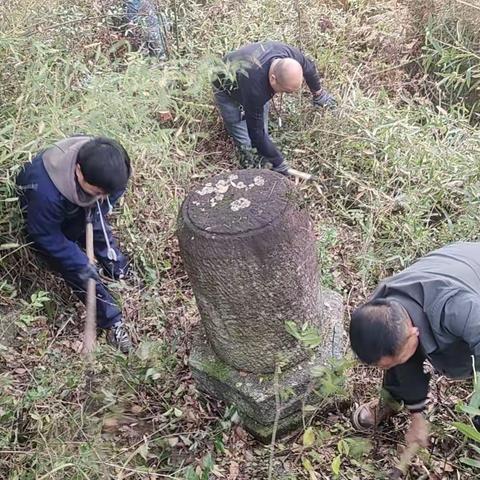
[287,168,313,181]
[81,212,97,356]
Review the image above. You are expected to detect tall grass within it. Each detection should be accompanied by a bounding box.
[2,0,480,478]
[408,0,480,122]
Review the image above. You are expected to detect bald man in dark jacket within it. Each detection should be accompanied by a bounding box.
[213,41,336,173]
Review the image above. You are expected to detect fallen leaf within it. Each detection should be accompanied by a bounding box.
[227,461,239,480]
[167,437,179,447]
[303,427,316,447]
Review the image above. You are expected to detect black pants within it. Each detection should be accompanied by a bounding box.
[383,347,430,410]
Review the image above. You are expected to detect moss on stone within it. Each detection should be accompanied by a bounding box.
[196,356,232,382]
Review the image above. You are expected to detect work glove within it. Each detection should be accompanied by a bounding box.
[78,264,99,283]
[312,90,337,109]
[272,161,290,176]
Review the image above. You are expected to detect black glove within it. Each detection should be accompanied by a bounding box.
[272,161,290,176]
[312,91,337,109]
[78,264,98,283]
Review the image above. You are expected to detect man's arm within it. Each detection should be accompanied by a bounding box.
[284,44,336,107]
[25,190,90,273]
[238,74,285,168]
[384,347,431,413]
[243,107,284,167]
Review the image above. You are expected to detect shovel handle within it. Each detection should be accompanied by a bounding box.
[81,209,96,356]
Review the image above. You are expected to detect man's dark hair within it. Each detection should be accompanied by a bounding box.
[77,137,131,194]
[349,299,409,365]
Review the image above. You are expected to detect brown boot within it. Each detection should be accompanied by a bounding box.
[351,398,398,430]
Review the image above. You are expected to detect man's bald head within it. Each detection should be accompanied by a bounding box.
[269,58,304,93]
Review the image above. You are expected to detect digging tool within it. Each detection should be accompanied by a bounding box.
[286,167,315,181]
[81,207,96,356]
[388,442,420,479]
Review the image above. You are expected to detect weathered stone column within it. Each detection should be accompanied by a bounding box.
[177,169,344,441]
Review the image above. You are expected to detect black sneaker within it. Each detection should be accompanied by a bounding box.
[106,322,132,354]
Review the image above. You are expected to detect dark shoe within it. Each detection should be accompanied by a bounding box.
[98,254,130,281]
[351,398,398,430]
[106,322,132,354]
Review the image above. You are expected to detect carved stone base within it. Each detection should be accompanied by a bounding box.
[189,289,345,442]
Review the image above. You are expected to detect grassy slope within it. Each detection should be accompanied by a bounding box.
[1,0,480,478]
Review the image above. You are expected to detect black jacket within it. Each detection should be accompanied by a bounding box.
[214,41,322,165]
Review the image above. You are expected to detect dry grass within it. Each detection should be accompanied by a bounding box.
[2,0,480,478]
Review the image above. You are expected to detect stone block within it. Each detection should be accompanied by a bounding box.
[190,288,345,442]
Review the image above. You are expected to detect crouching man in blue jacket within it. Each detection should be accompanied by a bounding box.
[17,136,133,353]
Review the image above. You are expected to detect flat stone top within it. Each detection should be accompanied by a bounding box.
[182,169,290,235]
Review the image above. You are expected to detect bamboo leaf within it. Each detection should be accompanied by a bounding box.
[303,427,316,448]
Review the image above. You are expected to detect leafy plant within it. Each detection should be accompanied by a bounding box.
[18,290,50,327]
[453,360,480,469]
[412,0,480,122]
[285,320,322,349]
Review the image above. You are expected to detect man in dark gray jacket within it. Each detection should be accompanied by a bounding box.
[349,242,480,446]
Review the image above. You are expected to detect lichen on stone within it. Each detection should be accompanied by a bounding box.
[230,198,251,211]
[253,176,265,186]
[196,184,215,196]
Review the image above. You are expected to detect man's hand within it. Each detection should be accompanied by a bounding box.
[312,90,337,109]
[405,412,429,447]
[272,161,290,176]
[79,264,99,283]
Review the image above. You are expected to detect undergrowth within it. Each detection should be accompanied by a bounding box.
[2,0,480,478]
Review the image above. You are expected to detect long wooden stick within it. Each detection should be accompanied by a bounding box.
[287,167,314,181]
[81,209,96,356]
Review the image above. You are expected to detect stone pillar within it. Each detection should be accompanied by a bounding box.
[177,169,344,442]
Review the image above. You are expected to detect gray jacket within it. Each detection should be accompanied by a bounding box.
[371,242,480,408]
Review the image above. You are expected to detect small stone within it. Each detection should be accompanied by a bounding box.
[131,404,143,414]
[167,437,179,447]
